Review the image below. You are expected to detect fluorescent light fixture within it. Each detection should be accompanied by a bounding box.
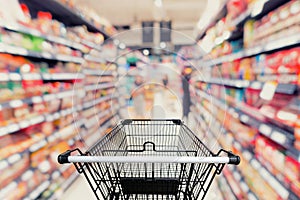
[154,0,162,8]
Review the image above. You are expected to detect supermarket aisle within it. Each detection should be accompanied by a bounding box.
[61,77,223,199]
[151,89,182,119]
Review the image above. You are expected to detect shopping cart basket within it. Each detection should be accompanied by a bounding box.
[58,119,240,200]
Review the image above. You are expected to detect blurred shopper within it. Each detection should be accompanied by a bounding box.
[162,74,169,88]
[132,75,145,118]
[181,66,192,120]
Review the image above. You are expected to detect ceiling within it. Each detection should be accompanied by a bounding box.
[74,0,207,28]
[73,0,208,46]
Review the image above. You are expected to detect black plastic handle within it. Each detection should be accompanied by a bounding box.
[227,151,240,165]
[216,149,240,165]
[57,148,83,164]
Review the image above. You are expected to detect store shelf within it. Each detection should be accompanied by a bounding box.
[0,89,77,109]
[84,83,114,91]
[84,55,105,63]
[234,141,298,200]
[83,95,114,109]
[0,72,83,82]
[42,73,85,81]
[195,87,297,159]
[81,40,103,52]
[83,109,111,129]
[250,0,290,20]
[258,123,294,149]
[85,115,113,147]
[83,68,114,76]
[202,34,300,66]
[196,2,227,40]
[229,0,288,28]
[19,0,110,39]
[197,78,250,88]
[230,8,251,28]
[0,103,82,138]
[196,78,298,95]
[48,172,79,200]
[0,22,85,52]
[26,180,51,200]
[0,43,84,63]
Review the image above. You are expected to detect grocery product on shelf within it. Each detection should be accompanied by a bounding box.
[0,1,122,199]
[190,0,300,199]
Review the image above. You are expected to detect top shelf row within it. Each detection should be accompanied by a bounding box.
[19,0,111,39]
[196,0,289,40]
[201,33,300,67]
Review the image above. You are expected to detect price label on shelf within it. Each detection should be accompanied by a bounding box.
[22,73,41,80]
[32,96,43,103]
[43,94,56,101]
[0,160,8,170]
[19,120,30,129]
[271,131,287,146]
[41,52,52,59]
[57,90,73,98]
[41,73,51,80]
[260,81,277,101]
[242,151,252,162]
[52,170,60,180]
[8,153,21,164]
[7,123,20,133]
[0,127,8,137]
[240,114,249,123]
[9,100,23,108]
[30,139,47,152]
[0,73,9,81]
[53,112,61,120]
[259,124,272,136]
[29,116,44,125]
[250,159,260,170]
[250,81,262,89]
[21,170,34,181]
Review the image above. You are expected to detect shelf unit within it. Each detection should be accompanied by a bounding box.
[18,0,111,39]
[0,2,122,200]
[190,0,300,199]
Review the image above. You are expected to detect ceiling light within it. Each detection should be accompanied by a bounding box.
[113,39,120,45]
[154,0,162,8]
[119,43,126,49]
[160,42,166,49]
[143,49,150,56]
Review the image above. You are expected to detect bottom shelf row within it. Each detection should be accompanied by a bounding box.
[190,104,300,199]
[0,113,119,200]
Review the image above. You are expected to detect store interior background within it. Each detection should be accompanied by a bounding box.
[0,0,300,199]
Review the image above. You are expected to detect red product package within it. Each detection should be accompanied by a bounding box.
[285,156,300,182]
[245,87,261,107]
[280,47,300,74]
[265,52,282,74]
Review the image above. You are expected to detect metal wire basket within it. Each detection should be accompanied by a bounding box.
[58,119,240,199]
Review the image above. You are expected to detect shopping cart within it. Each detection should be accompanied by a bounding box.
[58,119,240,200]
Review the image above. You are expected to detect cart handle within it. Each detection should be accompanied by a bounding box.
[58,154,240,165]
[57,148,84,164]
